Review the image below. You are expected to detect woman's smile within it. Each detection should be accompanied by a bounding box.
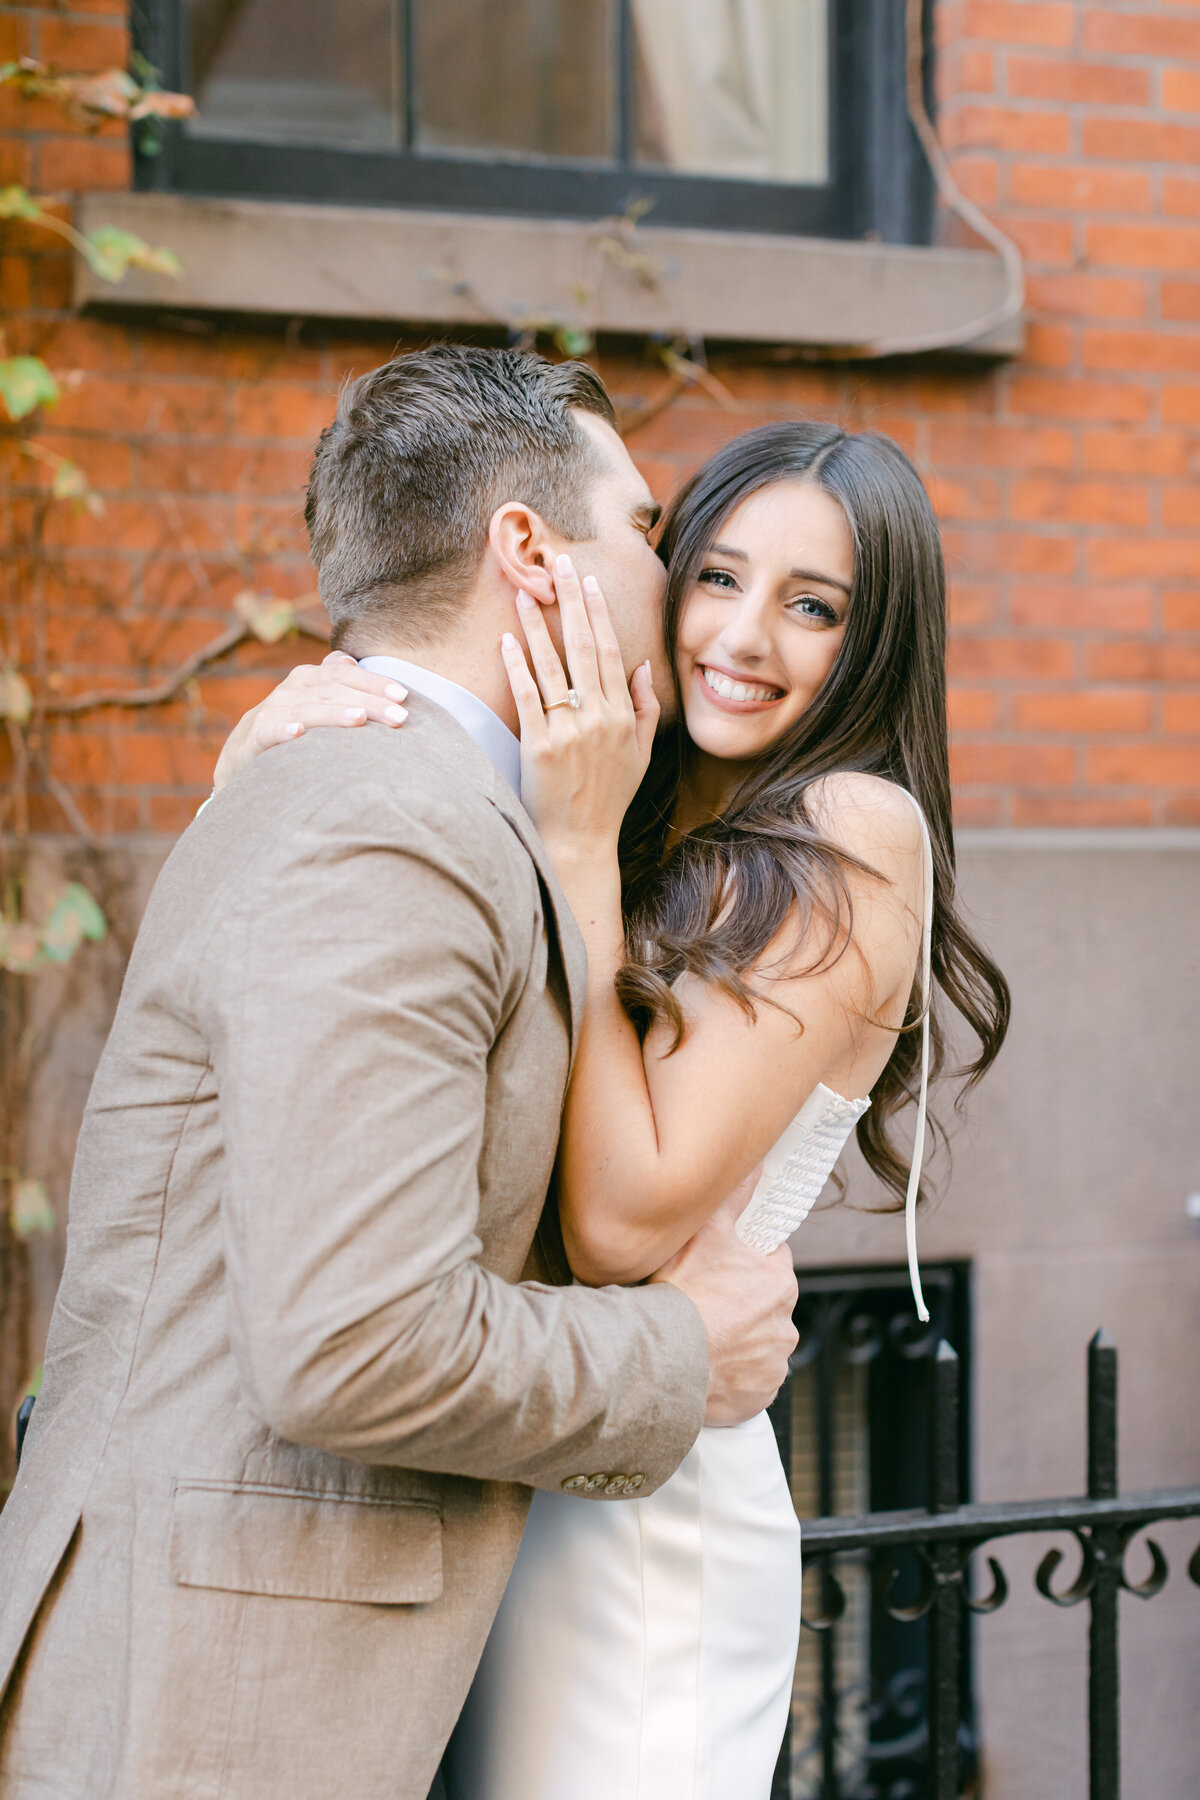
[696,662,788,712]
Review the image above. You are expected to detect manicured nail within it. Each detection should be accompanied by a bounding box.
[501,632,517,649]
[516,589,535,608]
[383,704,406,724]
[582,574,600,595]
[284,722,303,737]
[384,682,407,701]
[344,706,366,721]
[555,552,574,577]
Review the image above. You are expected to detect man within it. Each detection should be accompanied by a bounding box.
[0,346,797,1799]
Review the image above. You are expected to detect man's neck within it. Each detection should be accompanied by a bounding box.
[351,633,520,736]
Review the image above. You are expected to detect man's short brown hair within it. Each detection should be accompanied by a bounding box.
[305,344,618,649]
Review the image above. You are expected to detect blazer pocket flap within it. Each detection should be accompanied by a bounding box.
[170,1481,442,1605]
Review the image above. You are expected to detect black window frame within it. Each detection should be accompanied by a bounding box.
[132,0,934,245]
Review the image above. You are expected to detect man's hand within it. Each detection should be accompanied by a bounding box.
[652,1209,798,1427]
[212,653,409,792]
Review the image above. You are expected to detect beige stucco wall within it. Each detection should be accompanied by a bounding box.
[20,830,1200,1795]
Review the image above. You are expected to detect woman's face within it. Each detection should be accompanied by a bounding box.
[674,479,854,766]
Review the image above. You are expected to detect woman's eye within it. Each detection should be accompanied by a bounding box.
[791,595,838,623]
[698,567,738,590]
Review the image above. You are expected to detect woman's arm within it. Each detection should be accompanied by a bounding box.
[505,577,925,1287]
[212,653,409,791]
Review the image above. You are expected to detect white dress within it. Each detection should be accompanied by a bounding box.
[445,795,934,1800]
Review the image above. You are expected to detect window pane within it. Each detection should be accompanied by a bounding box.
[186,0,400,150]
[415,0,614,162]
[633,0,829,184]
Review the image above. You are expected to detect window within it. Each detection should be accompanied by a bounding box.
[132,0,934,243]
[770,1264,976,1796]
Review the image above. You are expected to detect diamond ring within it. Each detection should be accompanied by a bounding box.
[545,690,581,712]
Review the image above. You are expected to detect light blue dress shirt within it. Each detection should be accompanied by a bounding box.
[359,655,522,799]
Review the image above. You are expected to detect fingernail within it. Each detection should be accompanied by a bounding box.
[285,722,303,737]
[516,589,535,609]
[344,706,366,721]
[555,552,574,577]
[582,574,600,595]
[384,704,406,724]
[384,682,407,701]
[501,632,517,649]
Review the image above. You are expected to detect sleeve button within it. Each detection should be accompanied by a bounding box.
[561,1474,588,1492]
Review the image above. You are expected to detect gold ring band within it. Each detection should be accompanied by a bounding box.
[545,690,581,712]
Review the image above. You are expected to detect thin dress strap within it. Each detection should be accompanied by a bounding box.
[901,790,934,1324]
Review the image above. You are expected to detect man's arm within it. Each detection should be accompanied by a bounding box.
[204,777,710,1496]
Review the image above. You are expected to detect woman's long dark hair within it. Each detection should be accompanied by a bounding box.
[616,422,1010,1206]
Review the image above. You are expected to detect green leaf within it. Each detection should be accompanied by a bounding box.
[553,326,594,359]
[0,355,59,422]
[84,226,182,284]
[0,184,43,222]
[40,882,107,963]
[0,663,33,722]
[10,1179,55,1238]
[234,589,297,645]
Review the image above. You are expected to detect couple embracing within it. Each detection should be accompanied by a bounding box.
[0,346,1007,1799]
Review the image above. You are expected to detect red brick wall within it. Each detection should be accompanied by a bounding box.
[3,0,1199,829]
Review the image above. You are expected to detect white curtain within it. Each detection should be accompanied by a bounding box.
[632,0,828,184]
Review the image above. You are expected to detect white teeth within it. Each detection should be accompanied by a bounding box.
[702,667,781,704]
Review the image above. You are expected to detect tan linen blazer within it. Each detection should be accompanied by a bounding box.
[0,698,709,1800]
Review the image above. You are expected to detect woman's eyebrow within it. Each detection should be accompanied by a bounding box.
[709,543,852,597]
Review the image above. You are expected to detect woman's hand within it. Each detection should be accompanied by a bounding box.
[212,653,408,792]
[501,554,659,860]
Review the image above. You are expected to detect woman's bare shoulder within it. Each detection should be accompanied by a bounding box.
[804,771,924,876]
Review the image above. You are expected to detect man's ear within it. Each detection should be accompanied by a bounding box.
[489,502,559,607]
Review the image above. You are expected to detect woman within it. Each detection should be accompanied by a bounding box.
[214,422,1008,1797]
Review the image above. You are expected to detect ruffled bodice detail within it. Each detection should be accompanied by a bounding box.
[735,1083,870,1254]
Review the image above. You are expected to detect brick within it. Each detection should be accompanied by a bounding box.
[926,473,1000,520]
[1021,321,1075,368]
[1087,539,1200,581]
[37,135,131,193]
[1010,583,1154,630]
[953,793,1005,825]
[1088,743,1200,785]
[39,17,128,71]
[1013,792,1153,825]
[950,743,1077,784]
[231,385,337,441]
[51,377,230,437]
[140,327,326,384]
[42,495,236,556]
[930,420,1074,469]
[1008,374,1151,422]
[1163,387,1200,427]
[961,0,1075,45]
[1081,118,1200,168]
[1163,486,1199,530]
[1083,12,1200,59]
[947,688,1001,730]
[1013,688,1151,732]
[0,136,33,185]
[1006,55,1150,106]
[1086,223,1200,273]
[35,432,133,492]
[944,46,996,92]
[1010,477,1149,527]
[145,443,311,498]
[33,246,73,309]
[147,793,209,831]
[1163,69,1200,112]
[1026,273,1147,321]
[1164,178,1200,221]
[948,580,1001,625]
[1164,591,1200,632]
[1163,793,1200,825]
[955,156,999,208]
[1082,431,1192,478]
[949,636,1076,679]
[1087,642,1200,681]
[1164,693,1200,735]
[943,105,1071,155]
[1002,215,1076,266]
[37,316,135,374]
[1084,328,1200,375]
[1009,165,1151,214]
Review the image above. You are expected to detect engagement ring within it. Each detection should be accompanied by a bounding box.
[545,690,581,712]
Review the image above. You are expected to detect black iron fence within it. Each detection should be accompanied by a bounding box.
[773,1316,1200,1800]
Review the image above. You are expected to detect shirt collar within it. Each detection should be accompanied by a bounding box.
[358,655,522,799]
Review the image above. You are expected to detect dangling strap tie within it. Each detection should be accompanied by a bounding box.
[902,791,935,1324]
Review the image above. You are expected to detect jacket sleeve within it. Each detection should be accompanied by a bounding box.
[204,776,709,1497]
